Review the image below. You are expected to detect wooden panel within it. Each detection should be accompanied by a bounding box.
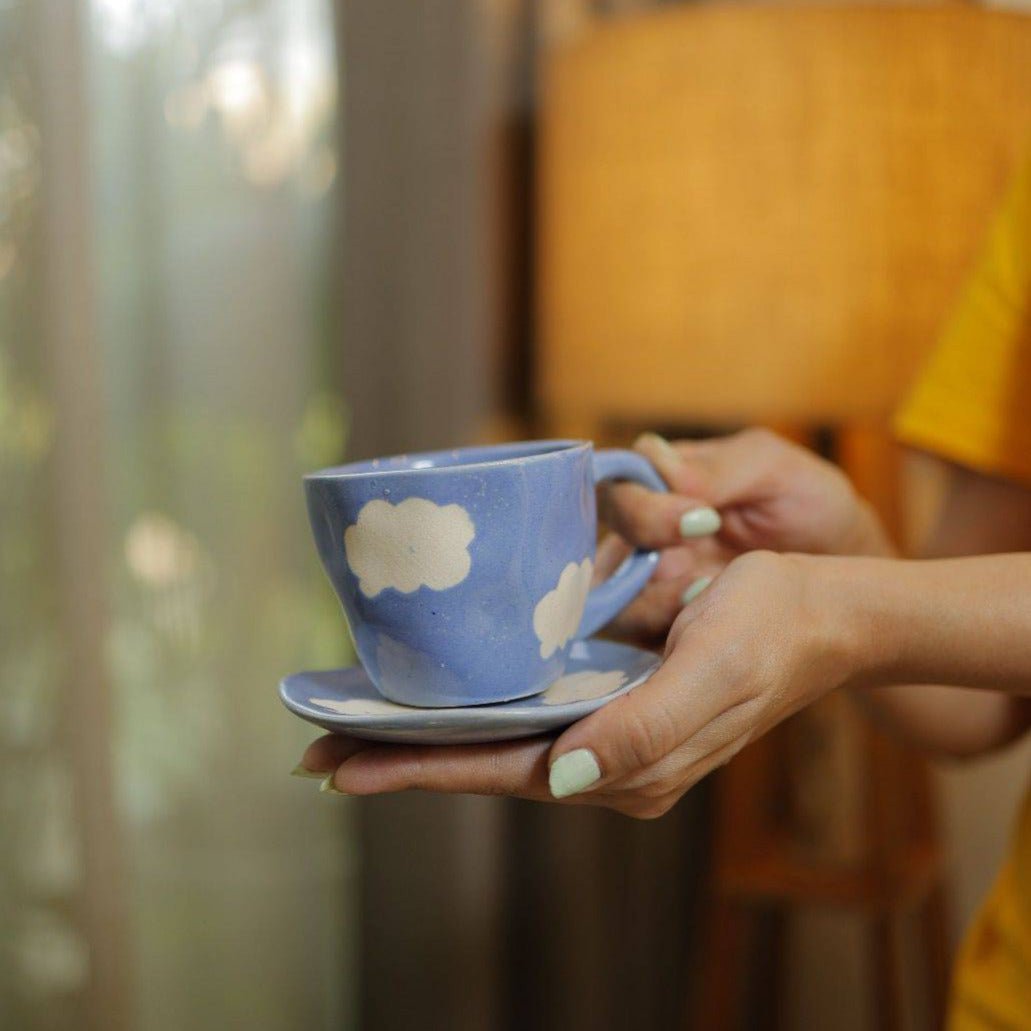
[538,5,1031,425]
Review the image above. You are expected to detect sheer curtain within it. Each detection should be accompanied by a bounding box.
[0,3,355,1029]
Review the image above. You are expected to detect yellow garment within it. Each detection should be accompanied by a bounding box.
[948,790,1031,1031]
[896,157,1031,489]
[895,155,1031,1030]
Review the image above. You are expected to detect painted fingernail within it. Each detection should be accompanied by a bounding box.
[549,748,602,799]
[635,432,680,464]
[679,507,721,538]
[291,764,325,780]
[681,576,713,606]
[319,771,347,796]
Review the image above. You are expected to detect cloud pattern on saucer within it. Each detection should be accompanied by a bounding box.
[540,669,627,705]
[311,696,411,716]
[309,667,626,717]
[533,558,593,659]
[344,497,475,598]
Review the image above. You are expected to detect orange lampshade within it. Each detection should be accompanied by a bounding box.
[537,5,1031,428]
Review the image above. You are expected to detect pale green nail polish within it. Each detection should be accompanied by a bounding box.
[679,507,721,538]
[291,764,325,780]
[681,576,713,606]
[319,772,347,796]
[549,748,602,799]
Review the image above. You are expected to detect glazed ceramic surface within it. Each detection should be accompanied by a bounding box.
[279,638,660,744]
[304,440,666,706]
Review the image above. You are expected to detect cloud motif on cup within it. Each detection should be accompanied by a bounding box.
[344,497,475,598]
[533,558,593,659]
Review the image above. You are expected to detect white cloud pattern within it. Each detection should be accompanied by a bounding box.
[344,497,475,598]
[533,558,593,659]
[312,697,412,716]
[540,669,627,706]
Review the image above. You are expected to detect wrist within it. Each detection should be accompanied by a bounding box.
[792,554,895,696]
[787,553,1031,700]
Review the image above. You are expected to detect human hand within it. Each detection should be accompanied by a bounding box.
[295,550,854,818]
[599,429,893,646]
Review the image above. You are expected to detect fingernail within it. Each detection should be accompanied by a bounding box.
[679,507,721,538]
[319,771,347,796]
[634,432,680,464]
[681,576,713,606]
[291,764,325,780]
[549,748,602,799]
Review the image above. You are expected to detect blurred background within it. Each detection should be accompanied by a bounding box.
[1,1,1029,1030]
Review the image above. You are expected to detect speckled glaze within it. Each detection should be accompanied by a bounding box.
[280,638,661,743]
[304,440,666,707]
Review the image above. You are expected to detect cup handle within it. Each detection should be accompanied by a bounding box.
[577,449,669,639]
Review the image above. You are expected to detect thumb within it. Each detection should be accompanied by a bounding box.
[637,428,790,510]
[546,613,717,799]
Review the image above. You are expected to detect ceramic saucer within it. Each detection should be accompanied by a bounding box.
[279,638,660,745]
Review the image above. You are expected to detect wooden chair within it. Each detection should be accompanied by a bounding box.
[535,6,1031,1028]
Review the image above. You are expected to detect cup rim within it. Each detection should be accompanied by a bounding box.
[304,439,589,482]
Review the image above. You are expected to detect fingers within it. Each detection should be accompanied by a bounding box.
[595,528,729,585]
[596,428,793,558]
[302,734,673,816]
[299,734,374,773]
[601,574,705,646]
[598,538,729,646]
[602,573,713,643]
[633,433,711,497]
[325,737,555,800]
[547,567,747,801]
[653,428,793,508]
[593,532,632,582]
[603,734,748,820]
[545,657,757,813]
[600,427,809,555]
[597,428,767,556]
[296,661,750,820]
[653,538,732,581]
[599,481,721,550]
[545,627,729,798]
[631,730,750,803]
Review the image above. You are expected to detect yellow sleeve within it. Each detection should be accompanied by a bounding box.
[894,156,1031,487]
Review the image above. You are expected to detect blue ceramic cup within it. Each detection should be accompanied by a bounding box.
[304,440,667,707]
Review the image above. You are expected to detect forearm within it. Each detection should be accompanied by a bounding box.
[792,553,1030,759]
[814,553,1031,695]
[837,464,1031,754]
[851,684,1031,758]
[811,553,1031,756]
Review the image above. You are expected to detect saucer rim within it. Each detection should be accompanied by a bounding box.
[279,638,659,727]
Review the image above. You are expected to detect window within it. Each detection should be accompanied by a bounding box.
[0,3,355,1028]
